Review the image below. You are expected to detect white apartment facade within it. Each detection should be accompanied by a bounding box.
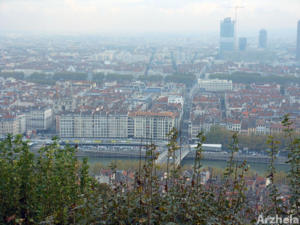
[0,115,26,137]
[26,108,53,131]
[59,113,128,138]
[129,112,177,140]
[198,79,233,92]
[168,96,184,105]
[59,112,180,140]
[189,122,212,140]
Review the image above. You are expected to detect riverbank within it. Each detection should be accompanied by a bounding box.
[79,155,290,176]
[77,149,288,165]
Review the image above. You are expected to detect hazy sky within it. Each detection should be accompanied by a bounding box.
[0,0,299,35]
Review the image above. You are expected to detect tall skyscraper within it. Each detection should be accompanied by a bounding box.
[259,29,267,49]
[239,37,247,51]
[297,20,300,61]
[219,17,235,56]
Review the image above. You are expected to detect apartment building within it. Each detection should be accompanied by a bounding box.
[73,114,94,138]
[59,113,128,138]
[189,122,212,140]
[0,115,26,137]
[26,108,53,131]
[198,79,233,92]
[226,120,242,132]
[0,118,18,137]
[59,111,179,140]
[129,112,177,140]
[168,96,184,105]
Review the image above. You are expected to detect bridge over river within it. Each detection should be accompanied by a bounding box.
[156,144,222,166]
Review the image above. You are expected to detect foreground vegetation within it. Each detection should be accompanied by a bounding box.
[0,115,299,224]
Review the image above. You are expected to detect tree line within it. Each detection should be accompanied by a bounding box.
[205,126,291,152]
[209,71,300,85]
[0,72,196,87]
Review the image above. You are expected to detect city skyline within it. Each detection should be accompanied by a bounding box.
[259,29,267,49]
[0,0,300,36]
[219,17,235,56]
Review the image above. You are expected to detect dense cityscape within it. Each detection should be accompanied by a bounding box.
[0,0,300,223]
[0,20,299,144]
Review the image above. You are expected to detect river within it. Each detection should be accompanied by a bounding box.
[81,156,289,176]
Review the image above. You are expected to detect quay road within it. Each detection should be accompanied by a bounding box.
[192,152,287,165]
[28,138,288,166]
[76,147,287,166]
[29,138,168,147]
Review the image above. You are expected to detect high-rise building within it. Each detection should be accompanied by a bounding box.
[297,20,300,61]
[220,17,235,56]
[239,37,247,51]
[259,29,267,48]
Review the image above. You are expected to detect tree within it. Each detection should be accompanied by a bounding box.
[209,72,300,85]
[92,73,105,83]
[164,74,196,86]
[282,115,300,215]
[53,72,88,81]
[264,136,284,215]
[0,72,24,80]
[0,135,93,224]
[138,75,163,82]
[26,73,55,85]
[105,74,134,82]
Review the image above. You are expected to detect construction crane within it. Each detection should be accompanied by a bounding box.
[224,5,245,23]
[233,6,244,49]
[225,5,244,49]
[233,6,244,23]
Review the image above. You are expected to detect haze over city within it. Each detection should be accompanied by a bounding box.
[0,0,300,37]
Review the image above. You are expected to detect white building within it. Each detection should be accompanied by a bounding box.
[59,113,128,138]
[59,111,180,140]
[168,96,184,105]
[129,112,178,140]
[198,79,232,92]
[226,121,241,132]
[26,108,53,131]
[0,115,26,137]
[0,118,18,137]
[189,122,212,140]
